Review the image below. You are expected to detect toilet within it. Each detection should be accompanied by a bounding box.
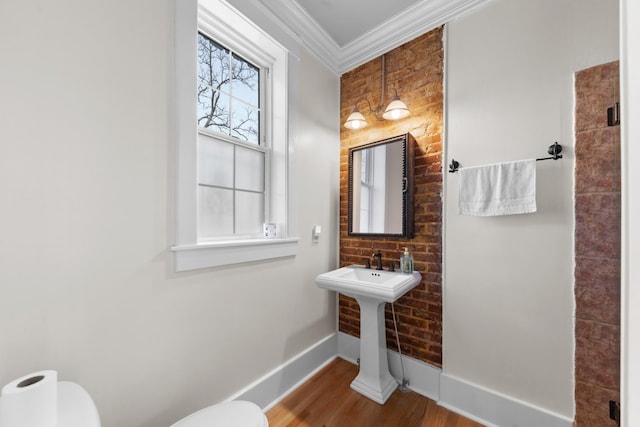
[2,376,266,427]
[60,385,268,427]
[57,381,102,427]
[60,383,268,427]
[0,372,101,427]
[171,400,268,427]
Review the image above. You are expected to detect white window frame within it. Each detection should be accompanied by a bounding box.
[196,30,267,240]
[171,0,298,271]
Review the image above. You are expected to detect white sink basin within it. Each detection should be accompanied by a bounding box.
[315,264,422,404]
[315,265,421,302]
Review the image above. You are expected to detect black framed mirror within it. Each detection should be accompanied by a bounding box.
[348,133,415,238]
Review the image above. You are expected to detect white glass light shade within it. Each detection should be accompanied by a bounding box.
[344,108,368,129]
[382,94,410,120]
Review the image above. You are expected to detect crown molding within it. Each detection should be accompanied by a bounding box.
[255,0,490,75]
[254,0,341,72]
[338,0,491,73]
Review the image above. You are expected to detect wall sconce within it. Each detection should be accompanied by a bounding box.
[344,55,410,130]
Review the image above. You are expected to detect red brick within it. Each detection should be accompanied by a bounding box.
[339,29,444,366]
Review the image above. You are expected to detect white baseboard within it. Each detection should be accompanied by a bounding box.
[439,373,574,427]
[339,331,572,427]
[337,331,441,401]
[336,329,360,364]
[231,331,573,427]
[230,332,337,411]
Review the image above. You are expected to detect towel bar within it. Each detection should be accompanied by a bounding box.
[448,142,562,173]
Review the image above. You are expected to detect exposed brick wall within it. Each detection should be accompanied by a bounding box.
[574,61,621,427]
[339,28,444,367]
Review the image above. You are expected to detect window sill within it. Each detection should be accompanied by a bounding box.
[171,238,300,272]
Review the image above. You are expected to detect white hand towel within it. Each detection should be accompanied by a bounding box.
[457,159,536,216]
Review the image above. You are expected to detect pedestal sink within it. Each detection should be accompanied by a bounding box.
[315,265,421,404]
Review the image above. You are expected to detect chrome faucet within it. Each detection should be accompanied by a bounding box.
[371,251,383,270]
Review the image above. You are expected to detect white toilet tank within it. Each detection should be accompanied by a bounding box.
[57,382,101,427]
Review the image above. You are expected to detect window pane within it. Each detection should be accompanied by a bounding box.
[235,191,264,235]
[235,146,264,192]
[197,85,213,127]
[231,53,259,107]
[197,34,260,145]
[198,135,234,187]
[198,33,229,94]
[197,34,212,86]
[198,186,233,239]
[199,89,230,135]
[230,100,259,143]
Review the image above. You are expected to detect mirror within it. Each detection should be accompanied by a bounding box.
[348,133,415,238]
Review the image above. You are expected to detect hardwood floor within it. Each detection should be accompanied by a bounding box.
[266,358,485,427]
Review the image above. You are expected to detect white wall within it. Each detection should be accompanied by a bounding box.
[444,0,618,419]
[0,0,340,426]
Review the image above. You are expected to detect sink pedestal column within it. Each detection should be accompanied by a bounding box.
[350,296,397,404]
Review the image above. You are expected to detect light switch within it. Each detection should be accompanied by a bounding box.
[312,225,321,242]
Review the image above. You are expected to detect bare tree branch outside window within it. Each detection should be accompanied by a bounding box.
[197,33,260,144]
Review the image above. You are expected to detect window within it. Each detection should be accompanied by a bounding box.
[171,0,298,271]
[197,32,266,240]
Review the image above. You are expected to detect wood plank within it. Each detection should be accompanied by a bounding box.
[267,358,485,427]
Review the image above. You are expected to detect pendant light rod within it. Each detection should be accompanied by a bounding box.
[343,52,411,129]
[381,54,386,112]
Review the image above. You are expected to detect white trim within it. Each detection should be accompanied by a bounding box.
[621,0,640,425]
[174,0,199,247]
[217,330,578,425]
[228,333,338,410]
[336,328,360,364]
[388,352,440,402]
[339,331,572,426]
[173,0,296,271]
[171,238,299,271]
[254,0,491,75]
[199,2,279,67]
[253,0,340,72]
[338,0,490,74]
[439,373,574,427]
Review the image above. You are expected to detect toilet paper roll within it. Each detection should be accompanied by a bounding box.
[0,370,58,427]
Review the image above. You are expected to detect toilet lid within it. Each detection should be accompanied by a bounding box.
[57,382,101,427]
[171,401,268,427]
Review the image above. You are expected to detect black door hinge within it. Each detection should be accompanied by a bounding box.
[607,102,620,126]
[609,400,620,426]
